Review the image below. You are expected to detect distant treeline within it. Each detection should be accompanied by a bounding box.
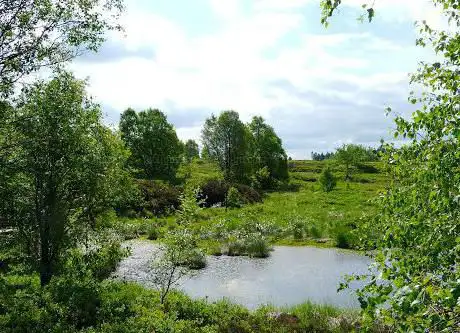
[120,108,289,188]
[311,144,384,161]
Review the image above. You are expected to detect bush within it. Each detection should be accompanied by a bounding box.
[0,274,366,332]
[335,230,351,249]
[147,224,160,240]
[318,167,337,192]
[224,239,246,256]
[199,179,229,207]
[226,187,243,208]
[252,166,271,190]
[308,225,323,239]
[288,219,306,240]
[110,219,150,240]
[235,184,262,204]
[185,249,207,270]
[245,236,271,258]
[137,179,181,216]
[81,241,129,281]
[177,187,203,225]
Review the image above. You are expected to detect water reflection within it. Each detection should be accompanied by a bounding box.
[116,241,370,309]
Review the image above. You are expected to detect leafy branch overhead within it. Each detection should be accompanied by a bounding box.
[322,0,460,331]
[0,0,124,97]
[320,0,375,26]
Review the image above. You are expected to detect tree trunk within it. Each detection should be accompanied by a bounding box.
[39,181,58,287]
[39,236,52,286]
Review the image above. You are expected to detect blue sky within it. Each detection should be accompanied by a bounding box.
[73,0,442,158]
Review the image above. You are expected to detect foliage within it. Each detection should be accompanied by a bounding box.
[135,179,181,216]
[334,230,351,249]
[248,116,289,185]
[181,160,385,251]
[311,151,335,161]
[201,112,289,186]
[199,179,229,207]
[319,167,337,192]
[288,218,307,240]
[251,166,272,190]
[226,186,244,208]
[0,0,124,97]
[202,111,251,183]
[234,183,262,204]
[150,229,205,304]
[334,144,370,180]
[177,186,204,225]
[120,108,182,181]
[0,235,127,332]
[183,139,200,163]
[244,234,271,258]
[0,72,131,286]
[323,0,460,331]
[0,273,366,332]
[146,223,160,240]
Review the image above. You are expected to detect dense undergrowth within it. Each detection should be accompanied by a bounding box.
[115,159,386,253]
[0,273,364,333]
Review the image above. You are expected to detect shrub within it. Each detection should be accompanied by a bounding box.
[82,241,129,281]
[308,225,322,239]
[177,187,204,225]
[147,224,160,240]
[199,179,229,207]
[245,236,271,258]
[226,186,243,208]
[251,166,271,190]
[48,271,102,329]
[318,166,337,192]
[235,184,262,203]
[185,249,207,270]
[137,179,181,216]
[335,230,351,249]
[288,219,306,240]
[111,219,149,240]
[209,243,223,256]
[224,239,246,256]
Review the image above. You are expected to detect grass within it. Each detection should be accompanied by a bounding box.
[191,160,387,251]
[118,159,388,253]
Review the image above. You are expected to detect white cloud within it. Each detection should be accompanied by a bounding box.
[209,0,241,20]
[253,0,311,11]
[70,0,429,157]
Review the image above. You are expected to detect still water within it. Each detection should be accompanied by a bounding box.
[115,241,370,309]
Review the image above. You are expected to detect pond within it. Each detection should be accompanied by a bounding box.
[115,241,371,309]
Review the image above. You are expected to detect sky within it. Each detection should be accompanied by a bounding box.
[71,0,443,159]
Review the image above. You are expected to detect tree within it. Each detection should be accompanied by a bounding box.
[0,72,131,286]
[311,151,335,161]
[202,111,250,183]
[334,144,367,180]
[318,166,336,192]
[176,186,203,225]
[0,0,124,97]
[120,108,183,181]
[150,230,204,304]
[184,139,200,163]
[323,1,460,331]
[248,116,288,186]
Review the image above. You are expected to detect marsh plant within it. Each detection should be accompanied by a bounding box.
[288,218,308,240]
[150,229,206,303]
[245,234,271,258]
